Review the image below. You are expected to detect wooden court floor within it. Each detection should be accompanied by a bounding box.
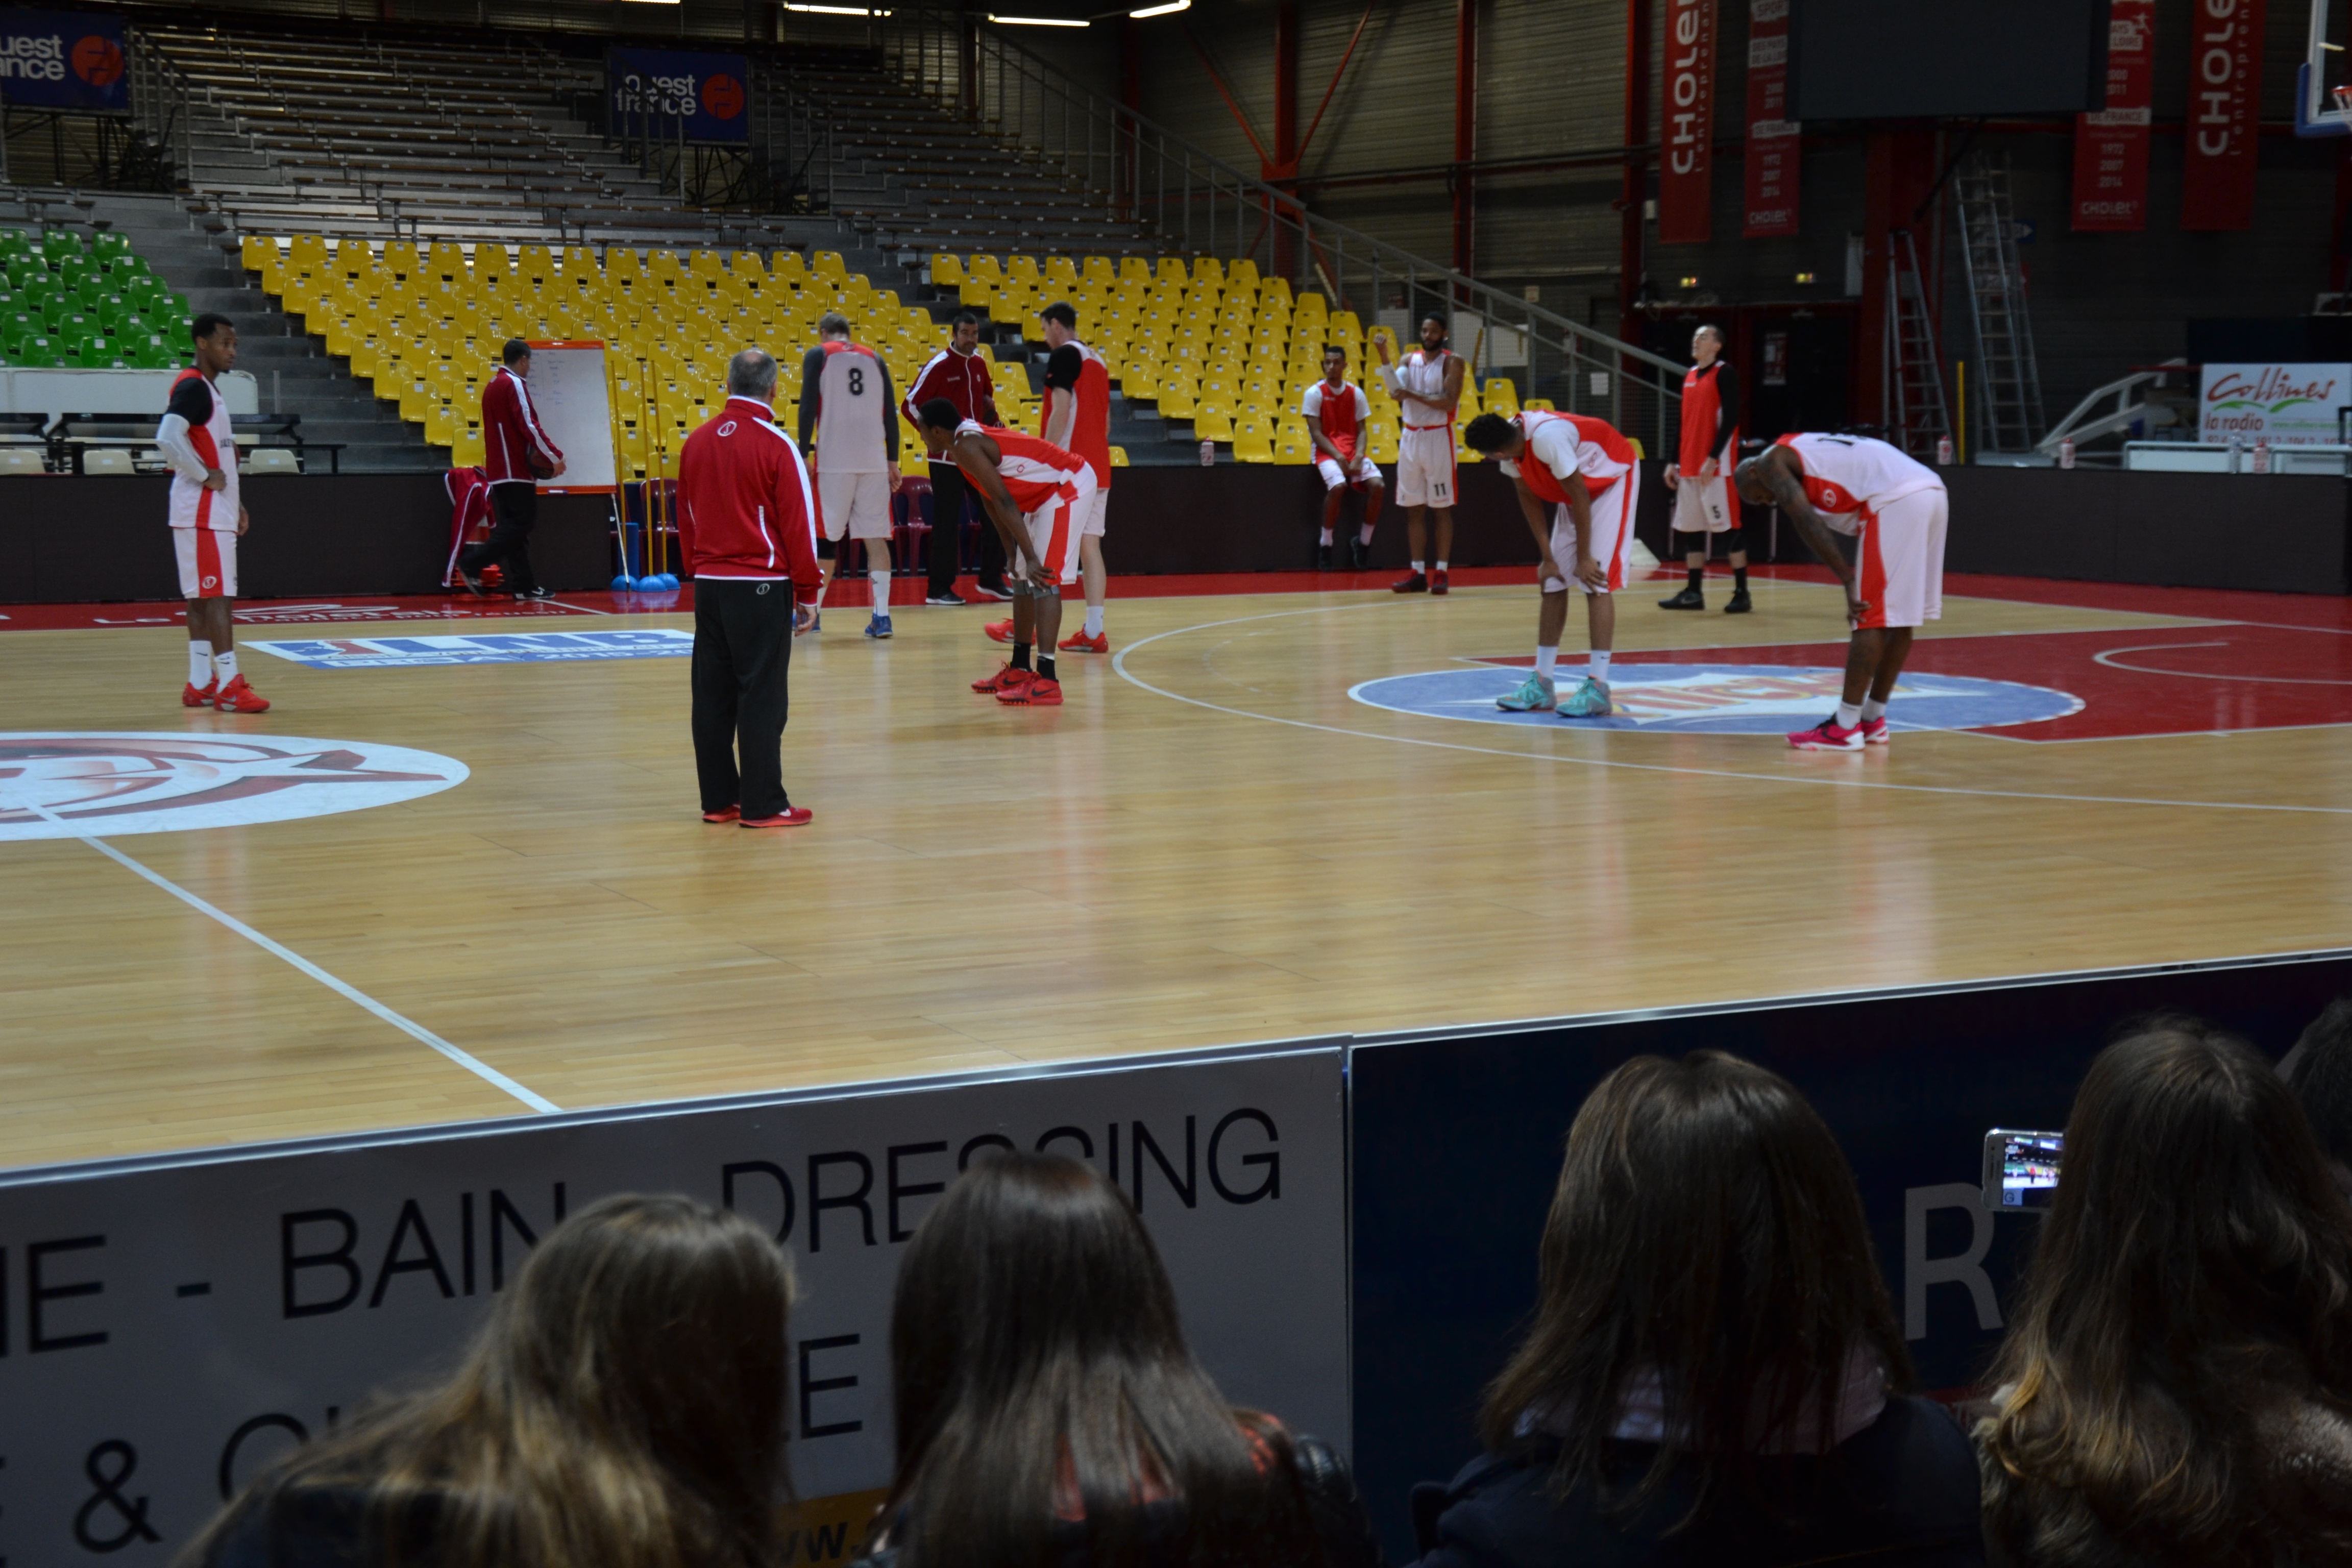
[11,568,2352,1168]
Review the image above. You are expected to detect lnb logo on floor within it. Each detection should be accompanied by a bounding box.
[253,629,695,668]
[0,733,467,840]
[1350,663,2083,734]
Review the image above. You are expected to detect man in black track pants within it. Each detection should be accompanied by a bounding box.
[901,311,1003,604]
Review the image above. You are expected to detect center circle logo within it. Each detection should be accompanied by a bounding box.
[1350,664,2082,734]
[0,732,469,841]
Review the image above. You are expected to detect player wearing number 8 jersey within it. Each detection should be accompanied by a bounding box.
[1465,410,1640,718]
[915,400,1095,707]
[799,313,901,638]
[1734,433,1948,750]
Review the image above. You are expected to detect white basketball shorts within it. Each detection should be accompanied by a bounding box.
[1316,453,1383,491]
[1855,485,1948,630]
[1025,465,1099,586]
[1395,426,1457,508]
[1671,468,1733,534]
[174,526,237,599]
[1079,483,1108,539]
[818,467,894,542]
[1545,466,1639,597]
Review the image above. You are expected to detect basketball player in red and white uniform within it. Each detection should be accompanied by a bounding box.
[157,312,267,713]
[1373,314,1464,595]
[1658,324,1750,614]
[797,311,900,638]
[1734,433,1949,750]
[1039,301,1114,653]
[1301,346,1384,571]
[915,398,1096,708]
[1464,409,1639,719]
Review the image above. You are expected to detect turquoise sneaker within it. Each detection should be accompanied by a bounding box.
[1559,675,1613,718]
[1496,671,1556,712]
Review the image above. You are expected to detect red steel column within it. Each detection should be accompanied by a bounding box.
[1452,0,1478,279]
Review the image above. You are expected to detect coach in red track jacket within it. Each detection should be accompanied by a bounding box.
[676,349,824,829]
[457,339,566,599]
[901,311,1002,602]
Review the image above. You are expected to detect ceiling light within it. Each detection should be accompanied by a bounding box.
[786,3,890,11]
[1678,276,1699,289]
[990,13,1089,24]
[1130,0,1190,15]
[1795,271,1817,283]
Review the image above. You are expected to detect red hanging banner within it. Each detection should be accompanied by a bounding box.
[1658,0,1718,244]
[2181,0,2266,230]
[2071,0,2154,231]
[1741,0,1798,237]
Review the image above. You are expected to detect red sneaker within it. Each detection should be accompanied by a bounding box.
[1430,569,1450,596]
[1391,571,1429,594]
[1788,716,1863,751]
[1058,629,1109,654]
[984,618,1014,644]
[972,663,1033,694]
[998,675,1062,706]
[741,806,814,829]
[1861,716,1892,746]
[701,804,741,823]
[182,679,217,708]
[212,675,271,713]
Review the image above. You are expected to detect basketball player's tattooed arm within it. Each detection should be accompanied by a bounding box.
[953,436,1049,591]
[1752,453,1867,626]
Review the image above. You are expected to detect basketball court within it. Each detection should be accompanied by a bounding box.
[10,563,2350,1170]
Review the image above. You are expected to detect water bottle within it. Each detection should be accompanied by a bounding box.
[2251,437,2272,475]
[2057,437,2075,471]
[1936,434,1954,467]
[2228,433,2244,473]
[1199,439,1214,467]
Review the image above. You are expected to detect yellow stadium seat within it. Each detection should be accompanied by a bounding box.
[1191,257,1224,285]
[239,235,275,274]
[1158,383,1197,418]
[1194,405,1235,442]
[771,249,808,282]
[1627,436,1646,459]
[1233,432,1273,464]
[1045,256,1078,285]
[1119,257,1152,284]
[1154,257,1187,286]
[1228,258,1259,287]
[1083,256,1114,283]
[812,250,848,279]
[1272,431,1312,464]
[1483,377,1519,412]
[1523,398,1555,410]
[384,239,420,278]
[606,248,643,281]
[1109,445,1129,467]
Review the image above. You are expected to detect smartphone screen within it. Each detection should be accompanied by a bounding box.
[1982,1128,2064,1211]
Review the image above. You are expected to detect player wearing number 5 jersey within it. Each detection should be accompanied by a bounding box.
[1735,434,1948,750]
[1465,409,1640,719]
[798,313,901,639]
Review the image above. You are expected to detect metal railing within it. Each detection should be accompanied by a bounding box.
[878,6,1684,449]
[127,30,197,190]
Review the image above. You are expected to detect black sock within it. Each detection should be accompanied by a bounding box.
[1734,566,1749,592]
[1686,567,1705,592]
[1012,642,1032,671]
[1038,653,1057,681]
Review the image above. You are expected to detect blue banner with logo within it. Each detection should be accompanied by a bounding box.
[0,8,128,111]
[607,46,749,143]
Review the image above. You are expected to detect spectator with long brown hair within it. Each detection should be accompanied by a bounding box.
[1411,1051,1982,1566]
[869,1148,1381,1568]
[184,1193,795,1568]
[1977,1018,2352,1567]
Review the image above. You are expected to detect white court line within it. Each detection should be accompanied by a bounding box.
[33,805,558,1113]
[1112,603,2352,817]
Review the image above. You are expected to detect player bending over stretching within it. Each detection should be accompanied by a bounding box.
[1302,345,1384,570]
[916,399,1095,708]
[1464,410,1640,719]
[1733,433,1949,750]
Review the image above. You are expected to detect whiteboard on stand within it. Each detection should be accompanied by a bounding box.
[524,340,618,494]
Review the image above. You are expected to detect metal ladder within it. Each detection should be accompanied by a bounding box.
[1883,228,1950,458]
[1953,153,2046,454]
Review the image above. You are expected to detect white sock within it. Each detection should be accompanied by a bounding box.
[1589,649,1610,683]
[1837,701,1863,728]
[1436,559,1449,571]
[1084,605,1104,636]
[1360,522,1377,545]
[871,569,890,615]
[213,649,239,683]
[1410,559,1425,573]
[1318,526,1334,546]
[1534,646,1558,679]
[1861,697,1888,723]
[189,640,213,685]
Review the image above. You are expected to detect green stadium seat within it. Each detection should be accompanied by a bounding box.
[16,337,60,367]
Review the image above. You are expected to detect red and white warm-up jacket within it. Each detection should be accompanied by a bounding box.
[676,397,824,603]
[479,365,564,485]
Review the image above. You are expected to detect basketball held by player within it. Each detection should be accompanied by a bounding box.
[1659,324,1751,615]
[798,311,902,640]
[1374,314,1464,596]
[1302,346,1384,571]
[1734,434,1950,750]
[1464,409,1640,720]
[158,313,268,713]
[916,399,1094,708]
